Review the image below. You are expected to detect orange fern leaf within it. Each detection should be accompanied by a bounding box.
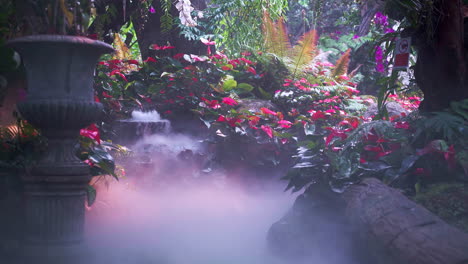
[291,29,318,74]
[262,12,291,57]
[332,48,351,77]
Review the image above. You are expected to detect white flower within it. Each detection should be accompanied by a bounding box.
[176,0,197,27]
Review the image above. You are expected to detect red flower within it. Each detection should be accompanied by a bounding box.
[240,58,253,65]
[247,66,257,75]
[127,59,139,65]
[108,59,122,64]
[173,53,185,59]
[339,118,359,130]
[227,118,242,127]
[325,127,347,146]
[261,125,273,138]
[444,145,456,170]
[102,91,113,98]
[414,168,428,176]
[310,111,326,121]
[364,145,383,152]
[201,97,221,109]
[80,124,101,144]
[151,44,175,50]
[87,34,98,40]
[221,65,231,71]
[394,121,410,129]
[261,107,277,116]
[217,115,227,122]
[109,70,128,82]
[248,116,260,127]
[94,96,100,102]
[222,97,238,106]
[144,57,157,63]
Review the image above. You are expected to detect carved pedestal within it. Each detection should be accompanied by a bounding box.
[7,35,113,263]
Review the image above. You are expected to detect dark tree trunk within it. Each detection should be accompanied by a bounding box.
[413,0,467,112]
[132,0,207,60]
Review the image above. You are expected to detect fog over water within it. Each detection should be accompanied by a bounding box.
[85,179,297,264]
[83,111,353,264]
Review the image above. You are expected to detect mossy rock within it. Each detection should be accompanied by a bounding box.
[414,183,468,233]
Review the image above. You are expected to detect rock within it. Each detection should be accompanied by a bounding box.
[236,99,279,113]
[267,184,373,264]
[363,102,409,119]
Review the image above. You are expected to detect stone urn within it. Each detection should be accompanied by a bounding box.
[6,35,114,261]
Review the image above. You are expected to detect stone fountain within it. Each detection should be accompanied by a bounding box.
[6,35,114,263]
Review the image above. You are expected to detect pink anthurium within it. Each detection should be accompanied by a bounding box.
[261,125,273,138]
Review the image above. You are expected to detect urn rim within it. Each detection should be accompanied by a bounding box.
[6,34,114,54]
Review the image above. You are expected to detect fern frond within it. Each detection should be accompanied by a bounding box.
[332,48,351,77]
[291,29,318,74]
[262,11,291,57]
[275,17,292,57]
[161,0,173,32]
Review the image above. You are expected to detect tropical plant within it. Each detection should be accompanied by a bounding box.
[203,0,288,53]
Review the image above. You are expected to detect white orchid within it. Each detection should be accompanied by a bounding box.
[175,0,197,27]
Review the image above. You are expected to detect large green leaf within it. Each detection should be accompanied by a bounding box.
[234,83,254,94]
[223,79,237,92]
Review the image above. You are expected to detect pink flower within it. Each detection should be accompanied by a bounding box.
[80,124,101,144]
[375,46,385,73]
[261,107,277,116]
[200,38,216,45]
[277,120,292,128]
[222,97,238,106]
[190,54,207,62]
[261,125,273,138]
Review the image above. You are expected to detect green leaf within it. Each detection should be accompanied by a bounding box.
[257,87,272,100]
[223,79,238,91]
[235,83,254,94]
[86,185,97,206]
